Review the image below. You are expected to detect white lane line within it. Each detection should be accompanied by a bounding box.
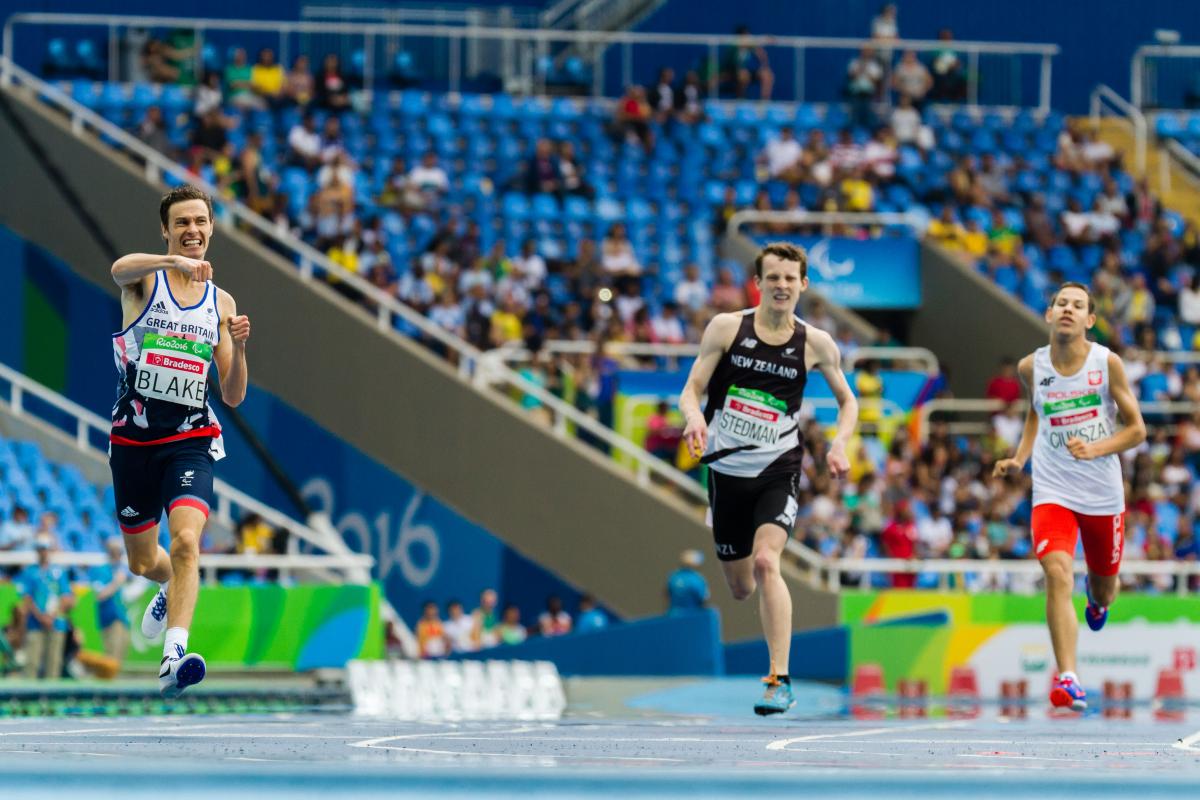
[387,745,684,763]
[766,720,969,751]
[1174,729,1200,753]
[62,752,119,758]
[959,753,1081,763]
[0,749,42,754]
[226,757,292,763]
[348,726,538,750]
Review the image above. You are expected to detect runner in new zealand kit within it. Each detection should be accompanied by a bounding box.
[109,185,251,699]
[679,243,858,717]
[994,282,1145,713]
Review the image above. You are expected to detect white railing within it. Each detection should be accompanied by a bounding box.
[786,540,1200,596]
[917,397,1200,442]
[0,551,374,585]
[1089,84,1146,176]
[1162,138,1200,195]
[1131,43,1200,110]
[491,340,941,375]
[728,210,929,238]
[2,13,1058,108]
[0,360,373,582]
[0,56,707,506]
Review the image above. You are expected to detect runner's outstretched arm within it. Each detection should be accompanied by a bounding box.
[1064,353,1146,461]
[809,328,857,477]
[111,254,211,286]
[993,355,1037,476]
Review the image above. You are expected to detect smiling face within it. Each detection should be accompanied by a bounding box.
[1045,284,1095,341]
[756,253,808,314]
[161,198,214,259]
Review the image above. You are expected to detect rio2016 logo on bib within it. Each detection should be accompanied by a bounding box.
[135,333,211,409]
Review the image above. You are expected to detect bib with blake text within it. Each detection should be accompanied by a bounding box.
[134,333,211,409]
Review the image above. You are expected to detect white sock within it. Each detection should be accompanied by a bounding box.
[164,627,188,660]
[1060,670,1079,684]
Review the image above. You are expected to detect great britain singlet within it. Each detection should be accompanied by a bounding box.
[110,271,225,460]
[1031,342,1123,515]
[702,309,808,478]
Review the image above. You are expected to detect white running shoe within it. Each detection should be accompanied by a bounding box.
[159,650,206,699]
[141,585,168,640]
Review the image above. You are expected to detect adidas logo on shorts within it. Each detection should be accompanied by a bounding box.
[151,301,168,314]
[120,506,139,518]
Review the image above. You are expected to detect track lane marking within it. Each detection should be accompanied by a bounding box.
[766,720,969,751]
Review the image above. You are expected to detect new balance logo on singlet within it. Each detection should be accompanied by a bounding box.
[740,338,758,349]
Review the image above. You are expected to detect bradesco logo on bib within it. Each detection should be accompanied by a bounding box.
[720,385,788,446]
[135,333,211,409]
[1043,393,1110,448]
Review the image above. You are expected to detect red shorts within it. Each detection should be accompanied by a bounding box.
[1031,504,1124,577]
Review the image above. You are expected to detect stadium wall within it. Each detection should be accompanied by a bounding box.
[911,243,1045,397]
[0,84,839,638]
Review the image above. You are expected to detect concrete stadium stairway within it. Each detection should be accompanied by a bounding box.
[1094,117,1200,219]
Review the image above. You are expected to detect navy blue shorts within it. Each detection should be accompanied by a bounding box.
[109,437,215,534]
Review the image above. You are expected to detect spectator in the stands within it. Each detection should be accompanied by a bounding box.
[140,38,181,84]
[673,264,708,314]
[889,94,924,147]
[538,595,572,637]
[189,108,230,164]
[575,595,608,633]
[917,504,953,558]
[556,141,592,198]
[0,506,34,578]
[513,238,548,291]
[285,54,314,107]
[443,599,476,654]
[926,205,964,249]
[1128,177,1161,228]
[407,151,449,210]
[892,50,932,107]
[224,48,262,111]
[286,112,322,170]
[490,292,525,347]
[760,125,803,182]
[856,359,884,432]
[317,150,356,190]
[233,131,273,214]
[649,67,676,124]
[676,70,705,124]
[845,46,884,128]
[985,357,1022,404]
[250,48,285,108]
[193,70,224,118]
[709,266,747,312]
[135,105,174,159]
[601,223,642,280]
[830,128,865,173]
[1060,197,1092,248]
[315,53,351,110]
[880,500,917,587]
[613,85,653,150]
[1022,193,1057,250]
[929,29,966,102]
[1126,273,1156,328]
[666,549,709,613]
[840,165,875,212]
[90,537,131,669]
[498,604,527,645]
[864,126,898,181]
[524,138,561,195]
[472,589,501,649]
[416,600,448,659]
[721,25,773,100]
[18,537,74,679]
[650,302,687,345]
[871,3,899,43]
[1179,273,1200,327]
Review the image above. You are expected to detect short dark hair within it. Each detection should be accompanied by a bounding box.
[755,242,808,280]
[1050,281,1095,314]
[159,185,213,228]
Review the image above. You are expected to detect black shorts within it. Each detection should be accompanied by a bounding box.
[109,437,215,534]
[706,470,800,561]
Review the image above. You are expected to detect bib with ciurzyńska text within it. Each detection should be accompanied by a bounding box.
[134,333,211,409]
[717,385,789,447]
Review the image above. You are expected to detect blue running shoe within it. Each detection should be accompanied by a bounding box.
[142,585,168,641]
[753,676,795,716]
[1084,577,1108,632]
[1049,674,1087,712]
[159,652,206,699]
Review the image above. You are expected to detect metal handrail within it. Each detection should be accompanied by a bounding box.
[1131,43,1200,110]
[786,540,1200,596]
[0,56,706,505]
[493,340,940,375]
[1,13,1058,107]
[0,361,374,576]
[1089,84,1146,176]
[728,210,928,238]
[1163,138,1200,195]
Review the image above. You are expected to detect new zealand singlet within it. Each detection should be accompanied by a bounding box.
[702,309,808,478]
[110,271,225,460]
[1031,342,1123,515]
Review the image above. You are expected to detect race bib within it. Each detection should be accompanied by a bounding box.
[1042,393,1111,450]
[134,333,211,409]
[717,385,790,447]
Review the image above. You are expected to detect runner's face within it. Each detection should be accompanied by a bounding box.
[162,199,214,259]
[756,255,807,313]
[1045,287,1094,339]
